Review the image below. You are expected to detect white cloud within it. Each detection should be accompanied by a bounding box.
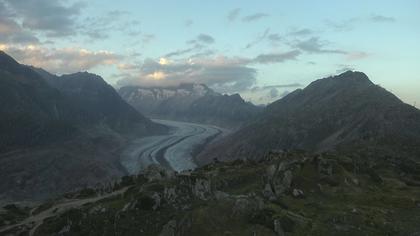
[3,44,123,74]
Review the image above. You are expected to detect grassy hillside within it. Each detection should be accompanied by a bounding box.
[2,150,420,235]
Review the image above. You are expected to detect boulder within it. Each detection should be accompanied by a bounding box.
[292,189,304,198]
[192,178,212,200]
[159,220,176,236]
[273,219,285,236]
[143,164,175,182]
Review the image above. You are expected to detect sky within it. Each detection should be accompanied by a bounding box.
[0,0,419,105]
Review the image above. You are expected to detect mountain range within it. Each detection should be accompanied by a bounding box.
[198,71,420,165]
[118,83,262,128]
[2,50,420,235]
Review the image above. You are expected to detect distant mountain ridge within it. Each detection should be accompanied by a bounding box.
[119,83,262,128]
[118,83,218,115]
[198,71,420,164]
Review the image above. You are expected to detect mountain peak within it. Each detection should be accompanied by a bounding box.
[305,71,374,94]
[61,71,103,80]
[0,50,22,73]
[335,70,372,84]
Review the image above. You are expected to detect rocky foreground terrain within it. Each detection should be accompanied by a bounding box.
[1,150,420,235]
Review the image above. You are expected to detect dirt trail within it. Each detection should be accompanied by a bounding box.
[0,187,129,236]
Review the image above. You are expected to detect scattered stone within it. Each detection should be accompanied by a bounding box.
[273,170,293,196]
[232,196,264,217]
[164,187,177,203]
[159,220,176,236]
[292,189,304,198]
[318,158,333,176]
[262,183,276,200]
[273,219,285,236]
[151,193,161,210]
[121,202,132,212]
[214,191,230,200]
[143,164,174,182]
[282,171,293,189]
[192,178,211,200]
[266,164,277,179]
[58,220,72,234]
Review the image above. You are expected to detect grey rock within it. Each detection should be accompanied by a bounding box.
[273,219,285,236]
[214,191,230,200]
[273,170,293,196]
[292,189,304,198]
[318,158,333,176]
[159,220,176,236]
[164,187,177,203]
[262,183,276,200]
[143,164,174,182]
[151,193,161,210]
[192,178,211,200]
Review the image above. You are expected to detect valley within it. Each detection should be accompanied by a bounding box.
[120,119,226,173]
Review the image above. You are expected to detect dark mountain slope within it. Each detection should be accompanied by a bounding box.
[198,71,420,164]
[0,51,166,201]
[0,52,77,151]
[41,71,163,134]
[183,93,262,127]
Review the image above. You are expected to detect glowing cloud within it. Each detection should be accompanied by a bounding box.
[147,71,166,80]
[159,57,170,65]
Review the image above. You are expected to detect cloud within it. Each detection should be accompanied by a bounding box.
[0,17,39,44]
[241,84,299,105]
[325,14,394,32]
[184,19,193,27]
[165,34,214,58]
[3,45,123,74]
[295,37,346,54]
[324,18,357,32]
[261,83,303,89]
[142,34,156,44]
[0,1,40,44]
[253,50,301,64]
[190,50,215,58]
[289,28,314,36]
[269,88,279,98]
[268,33,282,42]
[3,0,85,37]
[242,13,269,22]
[116,56,257,93]
[227,8,241,22]
[117,48,301,93]
[346,51,369,60]
[165,47,196,58]
[245,28,270,49]
[82,10,138,40]
[197,34,215,44]
[369,14,395,23]
[336,65,355,74]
